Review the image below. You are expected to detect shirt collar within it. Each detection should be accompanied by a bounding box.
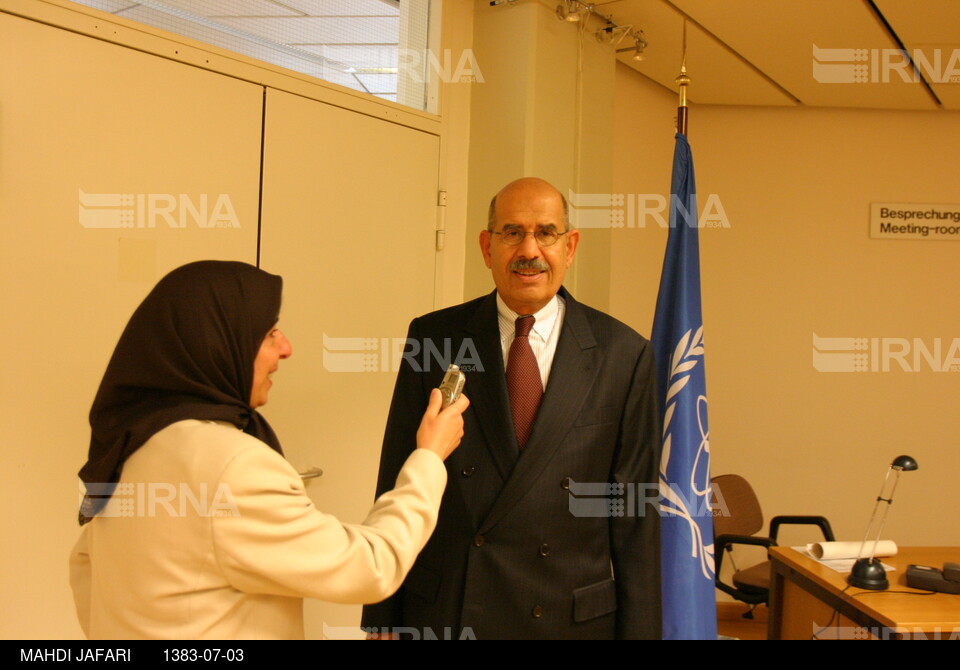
[496,292,562,341]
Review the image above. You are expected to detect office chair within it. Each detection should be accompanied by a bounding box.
[712,474,835,619]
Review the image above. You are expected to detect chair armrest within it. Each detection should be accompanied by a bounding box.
[714,533,776,573]
[769,516,835,543]
[715,533,776,554]
[713,534,776,603]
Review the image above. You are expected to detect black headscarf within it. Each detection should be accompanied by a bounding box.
[78,261,284,524]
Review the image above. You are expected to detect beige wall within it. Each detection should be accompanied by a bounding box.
[611,63,960,562]
[611,64,678,327]
[5,0,958,640]
[433,0,475,310]
[0,0,474,640]
[0,8,263,639]
[463,0,615,310]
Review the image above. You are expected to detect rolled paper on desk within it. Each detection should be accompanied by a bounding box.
[807,540,898,560]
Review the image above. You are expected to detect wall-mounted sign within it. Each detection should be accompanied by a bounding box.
[870,203,960,240]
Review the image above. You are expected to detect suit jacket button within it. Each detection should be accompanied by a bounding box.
[539,543,550,557]
[532,605,544,618]
[561,477,571,490]
[461,466,475,477]
[473,535,485,547]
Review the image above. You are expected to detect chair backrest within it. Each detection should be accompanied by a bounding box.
[712,474,764,538]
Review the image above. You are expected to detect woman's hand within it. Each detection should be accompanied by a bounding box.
[415,388,469,461]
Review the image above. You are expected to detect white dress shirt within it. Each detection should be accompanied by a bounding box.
[496,292,566,391]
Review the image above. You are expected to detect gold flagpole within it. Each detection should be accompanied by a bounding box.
[676,20,690,135]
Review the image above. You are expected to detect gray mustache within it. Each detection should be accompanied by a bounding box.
[509,258,549,273]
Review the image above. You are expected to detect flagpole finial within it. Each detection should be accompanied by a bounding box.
[676,63,690,108]
[676,64,690,135]
[676,21,690,135]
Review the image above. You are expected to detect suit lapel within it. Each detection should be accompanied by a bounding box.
[478,288,601,533]
[463,292,519,480]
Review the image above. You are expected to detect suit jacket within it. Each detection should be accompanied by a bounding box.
[361,288,662,639]
[70,420,447,639]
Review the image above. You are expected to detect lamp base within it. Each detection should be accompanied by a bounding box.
[848,558,889,590]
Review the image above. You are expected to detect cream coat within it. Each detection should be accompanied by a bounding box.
[70,420,446,639]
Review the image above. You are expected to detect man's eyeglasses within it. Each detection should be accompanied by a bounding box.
[491,227,569,247]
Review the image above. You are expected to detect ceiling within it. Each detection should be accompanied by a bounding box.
[71,0,960,111]
[601,0,960,111]
[71,0,409,101]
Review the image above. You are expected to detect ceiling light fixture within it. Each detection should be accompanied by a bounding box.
[556,1,586,23]
[556,3,649,62]
[615,33,648,61]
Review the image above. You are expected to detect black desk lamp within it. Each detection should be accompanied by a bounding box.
[848,455,919,590]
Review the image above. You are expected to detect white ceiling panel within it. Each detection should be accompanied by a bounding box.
[611,0,798,106]
[655,0,937,109]
[213,16,399,45]
[71,0,960,111]
[874,0,960,109]
[157,0,301,17]
[566,0,955,111]
[278,0,399,17]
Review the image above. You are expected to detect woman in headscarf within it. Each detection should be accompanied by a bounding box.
[70,261,468,639]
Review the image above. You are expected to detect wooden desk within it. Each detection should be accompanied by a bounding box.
[768,546,960,640]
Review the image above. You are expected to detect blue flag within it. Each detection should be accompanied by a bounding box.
[651,133,717,640]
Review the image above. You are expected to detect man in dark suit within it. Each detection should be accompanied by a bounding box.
[362,178,661,639]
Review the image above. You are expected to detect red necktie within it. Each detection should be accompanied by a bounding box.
[506,315,543,449]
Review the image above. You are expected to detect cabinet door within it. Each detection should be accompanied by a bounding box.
[0,11,262,638]
[259,87,440,638]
